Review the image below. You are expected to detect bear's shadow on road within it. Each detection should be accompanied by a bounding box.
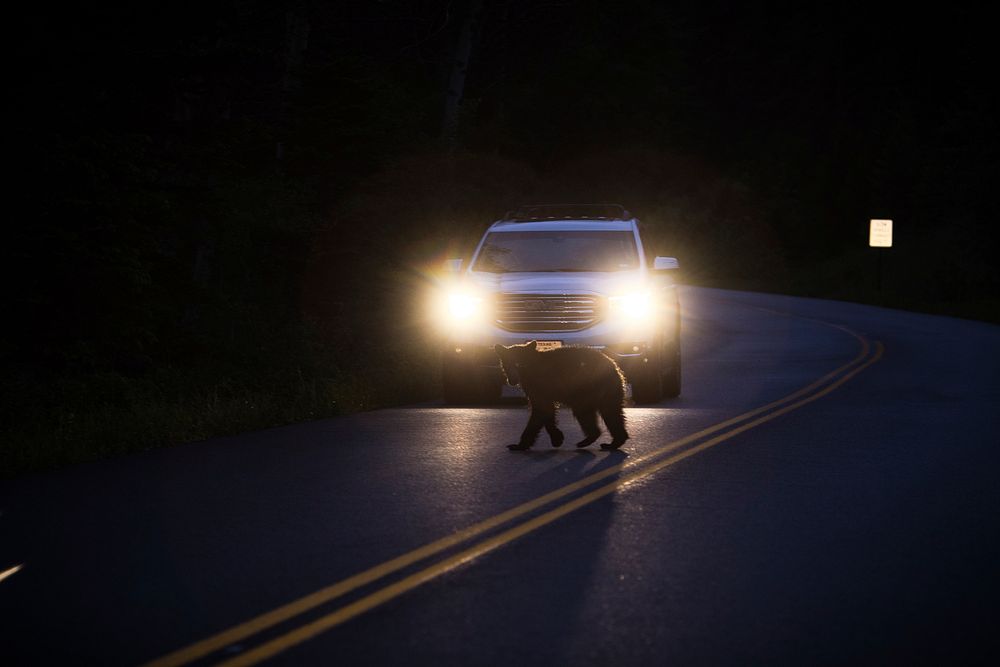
[518,448,629,461]
[483,444,629,662]
[516,448,628,492]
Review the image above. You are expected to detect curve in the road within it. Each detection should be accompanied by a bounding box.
[146,315,883,667]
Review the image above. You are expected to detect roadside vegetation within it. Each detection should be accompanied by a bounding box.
[5,2,995,478]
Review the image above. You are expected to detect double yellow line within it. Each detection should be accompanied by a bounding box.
[147,324,882,667]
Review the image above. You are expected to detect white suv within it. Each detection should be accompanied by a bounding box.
[437,204,681,404]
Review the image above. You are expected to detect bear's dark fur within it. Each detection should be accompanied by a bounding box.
[494,341,629,451]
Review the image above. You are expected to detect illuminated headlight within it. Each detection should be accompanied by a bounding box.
[446,291,483,321]
[609,291,653,320]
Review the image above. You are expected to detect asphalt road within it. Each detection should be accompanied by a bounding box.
[3,287,999,666]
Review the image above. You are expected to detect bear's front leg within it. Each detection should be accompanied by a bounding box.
[508,401,554,451]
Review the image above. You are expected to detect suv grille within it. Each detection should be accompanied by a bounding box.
[495,294,602,332]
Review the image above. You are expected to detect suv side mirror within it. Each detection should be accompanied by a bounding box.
[653,256,680,271]
[443,258,463,273]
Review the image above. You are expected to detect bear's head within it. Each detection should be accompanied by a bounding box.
[494,340,538,386]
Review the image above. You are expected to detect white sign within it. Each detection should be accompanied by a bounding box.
[869,219,893,247]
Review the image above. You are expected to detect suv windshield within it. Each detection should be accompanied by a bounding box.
[472,231,639,273]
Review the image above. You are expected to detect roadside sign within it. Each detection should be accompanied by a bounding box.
[869,219,893,247]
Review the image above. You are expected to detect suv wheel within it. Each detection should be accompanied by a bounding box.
[442,356,501,405]
[661,337,681,398]
[630,360,664,404]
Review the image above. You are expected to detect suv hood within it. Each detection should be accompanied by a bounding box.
[467,270,646,295]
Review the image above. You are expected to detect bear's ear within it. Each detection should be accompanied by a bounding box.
[526,340,537,351]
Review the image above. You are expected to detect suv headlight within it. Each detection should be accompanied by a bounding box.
[609,290,653,321]
[445,290,483,322]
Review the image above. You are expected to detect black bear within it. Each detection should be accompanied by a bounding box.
[494,341,629,451]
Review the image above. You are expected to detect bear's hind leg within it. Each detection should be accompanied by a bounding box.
[544,411,564,447]
[598,401,629,450]
[572,406,601,448]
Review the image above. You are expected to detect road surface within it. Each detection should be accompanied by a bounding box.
[2,287,999,666]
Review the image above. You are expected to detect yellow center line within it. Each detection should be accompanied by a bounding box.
[0,564,24,584]
[216,342,884,667]
[145,326,874,667]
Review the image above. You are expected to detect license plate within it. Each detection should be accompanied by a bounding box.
[535,340,562,352]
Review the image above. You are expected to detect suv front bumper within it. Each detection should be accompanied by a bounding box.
[444,340,661,378]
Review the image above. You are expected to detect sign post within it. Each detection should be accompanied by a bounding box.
[869,219,893,292]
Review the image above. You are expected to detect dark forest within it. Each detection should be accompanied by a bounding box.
[5,1,997,476]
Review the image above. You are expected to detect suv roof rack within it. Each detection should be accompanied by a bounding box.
[502,204,632,222]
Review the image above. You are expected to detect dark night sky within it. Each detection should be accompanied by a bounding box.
[8,0,999,369]
[17,3,995,164]
[17,4,995,187]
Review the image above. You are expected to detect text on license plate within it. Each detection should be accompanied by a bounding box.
[535,340,562,352]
